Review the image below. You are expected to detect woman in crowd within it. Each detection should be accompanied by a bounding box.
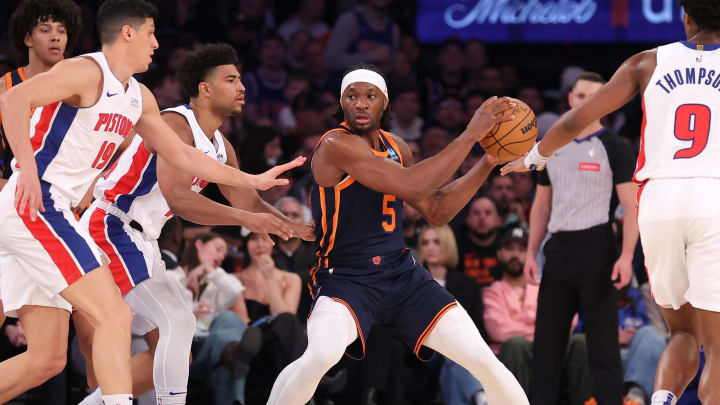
[236,230,306,405]
[418,224,487,405]
[170,233,261,405]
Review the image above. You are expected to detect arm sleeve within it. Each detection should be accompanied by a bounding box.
[601,132,637,185]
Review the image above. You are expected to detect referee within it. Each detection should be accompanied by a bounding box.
[525,72,639,405]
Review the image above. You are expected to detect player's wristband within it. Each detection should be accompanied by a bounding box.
[523,143,551,171]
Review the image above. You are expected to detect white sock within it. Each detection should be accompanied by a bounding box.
[102,394,133,405]
[155,388,187,404]
[79,388,104,405]
[651,390,677,405]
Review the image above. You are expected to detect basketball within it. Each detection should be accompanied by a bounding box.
[480,99,538,160]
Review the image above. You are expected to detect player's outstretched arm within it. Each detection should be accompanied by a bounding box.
[135,84,304,191]
[216,135,314,241]
[156,154,293,243]
[0,58,102,219]
[318,97,516,203]
[501,50,656,175]
[390,134,500,225]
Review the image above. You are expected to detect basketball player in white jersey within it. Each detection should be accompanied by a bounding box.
[0,0,83,340]
[0,1,302,404]
[502,1,720,403]
[75,43,314,405]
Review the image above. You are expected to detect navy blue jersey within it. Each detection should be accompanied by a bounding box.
[311,123,406,267]
[1,68,28,179]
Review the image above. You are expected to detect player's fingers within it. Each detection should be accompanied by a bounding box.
[478,96,498,108]
[499,160,520,176]
[29,194,39,222]
[272,178,290,187]
[274,157,306,174]
[496,112,517,123]
[491,99,517,114]
[261,232,275,246]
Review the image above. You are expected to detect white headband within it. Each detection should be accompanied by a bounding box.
[340,69,389,101]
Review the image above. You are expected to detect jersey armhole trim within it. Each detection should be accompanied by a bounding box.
[76,55,104,110]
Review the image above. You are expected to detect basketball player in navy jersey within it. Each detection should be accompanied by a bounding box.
[0,1,300,404]
[266,64,530,405]
[0,0,83,328]
[501,1,720,404]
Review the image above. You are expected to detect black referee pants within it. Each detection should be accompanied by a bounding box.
[531,223,623,405]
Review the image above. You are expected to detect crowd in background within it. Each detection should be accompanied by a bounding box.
[0,0,699,404]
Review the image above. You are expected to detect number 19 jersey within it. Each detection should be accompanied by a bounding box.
[634,42,720,183]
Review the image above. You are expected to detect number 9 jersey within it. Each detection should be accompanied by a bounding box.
[634,41,720,183]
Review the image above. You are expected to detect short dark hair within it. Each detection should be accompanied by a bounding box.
[571,71,606,91]
[679,0,720,32]
[259,32,286,49]
[292,91,325,114]
[97,0,158,45]
[9,0,83,54]
[177,43,239,98]
[332,63,393,129]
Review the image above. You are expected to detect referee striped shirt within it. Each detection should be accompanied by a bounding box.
[538,129,636,233]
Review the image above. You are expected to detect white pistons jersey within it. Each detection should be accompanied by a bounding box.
[96,104,227,240]
[12,52,142,205]
[634,41,720,183]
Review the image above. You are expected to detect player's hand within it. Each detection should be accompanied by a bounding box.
[252,157,306,191]
[524,256,540,286]
[291,221,315,241]
[5,323,27,347]
[15,169,45,221]
[612,255,633,290]
[618,327,637,346]
[500,154,532,176]
[244,212,294,245]
[466,97,517,142]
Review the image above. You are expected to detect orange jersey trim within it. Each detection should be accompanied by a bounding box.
[414,301,458,360]
[382,131,404,166]
[324,186,341,255]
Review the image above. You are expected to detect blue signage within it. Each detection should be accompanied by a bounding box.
[416,0,686,43]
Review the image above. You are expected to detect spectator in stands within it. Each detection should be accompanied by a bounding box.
[426,38,466,107]
[420,125,451,159]
[239,126,284,175]
[271,196,316,320]
[434,94,467,134]
[510,171,534,226]
[417,225,486,405]
[464,92,486,124]
[464,39,488,85]
[324,0,400,75]
[455,197,503,286]
[304,39,333,92]
[243,33,289,126]
[282,91,329,154]
[276,0,329,42]
[616,287,667,402]
[483,227,593,403]
[389,86,423,141]
[286,30,312,71]
[236,231,306,404]
[406,139,422,163]
[277,73,311,133]
[517,85,545,115]
[487,175,523,232]
[475,67,506,97]
[171,233,261,405]
[150,69,183,110]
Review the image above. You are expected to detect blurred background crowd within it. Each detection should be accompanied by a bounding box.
[0,0,700,404]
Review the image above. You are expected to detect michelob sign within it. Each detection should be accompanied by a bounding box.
[416,0,685,43]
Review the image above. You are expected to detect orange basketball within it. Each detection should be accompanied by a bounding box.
[480,99,538,160]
